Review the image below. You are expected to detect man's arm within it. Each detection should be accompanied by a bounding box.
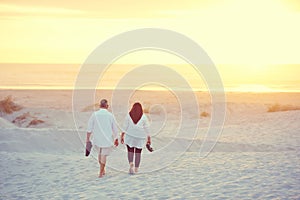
[114,138,119,147]
[86,113,94,143]
[86,132,92,143]
[111,116,119,146]
[121,132,125,144]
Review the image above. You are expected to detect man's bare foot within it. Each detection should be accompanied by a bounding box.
[99,163,106,177]
[98,171,105,178]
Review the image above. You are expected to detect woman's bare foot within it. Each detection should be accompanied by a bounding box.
[134,167,139,173]
[129,163,134,174]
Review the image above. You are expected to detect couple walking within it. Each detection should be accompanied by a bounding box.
[86,99,151,178]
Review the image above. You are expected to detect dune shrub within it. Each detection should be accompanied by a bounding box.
[12,112,32,125]
[142,102,151,113]
[142,102,163,114]
[13,112,45,127]
[82,103,99,112]
[0,96,22,114]
[200,111,210,117]
[268,103,300,112]
[27,119,45,127]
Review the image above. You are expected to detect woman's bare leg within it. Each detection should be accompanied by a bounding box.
[127,145,135,174]
[134,148,142,173]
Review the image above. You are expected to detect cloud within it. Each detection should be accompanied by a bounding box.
[0,0,220,19]
[0,3,87,18]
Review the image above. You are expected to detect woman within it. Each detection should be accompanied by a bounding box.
[121,102,151,174]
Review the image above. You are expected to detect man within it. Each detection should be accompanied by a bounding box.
[86,99,119,178]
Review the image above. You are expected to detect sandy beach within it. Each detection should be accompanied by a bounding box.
[1,0,300,198]
[0,89,299,199]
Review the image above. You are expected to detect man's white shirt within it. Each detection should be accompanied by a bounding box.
[87,109,118,147]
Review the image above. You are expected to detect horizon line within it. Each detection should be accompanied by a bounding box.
[1,86,299,93]
[1,62,300,66]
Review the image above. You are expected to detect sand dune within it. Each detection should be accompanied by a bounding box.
[0,90,300,199]
[0,117,16,128]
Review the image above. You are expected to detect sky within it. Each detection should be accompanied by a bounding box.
[0,0,299,91]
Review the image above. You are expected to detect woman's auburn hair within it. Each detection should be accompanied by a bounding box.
[129,102,143,124]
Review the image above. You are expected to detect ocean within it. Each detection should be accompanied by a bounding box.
[0,63,299,92]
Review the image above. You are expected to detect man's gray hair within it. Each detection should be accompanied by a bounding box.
[100,99,108,108]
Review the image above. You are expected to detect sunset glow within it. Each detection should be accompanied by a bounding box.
[0,0,299,91]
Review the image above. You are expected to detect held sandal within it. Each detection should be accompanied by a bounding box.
[146,143,154,152]
[85,141,92,156]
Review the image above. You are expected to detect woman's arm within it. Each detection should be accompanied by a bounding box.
[143,115,151,144]
[147,135,151,145]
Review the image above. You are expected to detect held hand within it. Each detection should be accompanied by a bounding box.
[121,132,125,144]
[147,136,151,145]
[114,139,119,147]
[86,132,92,143]
[146,136,153,152]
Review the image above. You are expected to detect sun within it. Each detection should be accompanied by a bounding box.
[232,84,276,92]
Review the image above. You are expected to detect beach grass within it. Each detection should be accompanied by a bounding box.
[0,95,22,115]
[267,103,300,112]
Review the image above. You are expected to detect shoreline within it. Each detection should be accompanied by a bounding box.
[1,89,300,108]
[1,87,300,93]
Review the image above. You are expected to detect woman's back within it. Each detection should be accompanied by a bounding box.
[123,113,149,139]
